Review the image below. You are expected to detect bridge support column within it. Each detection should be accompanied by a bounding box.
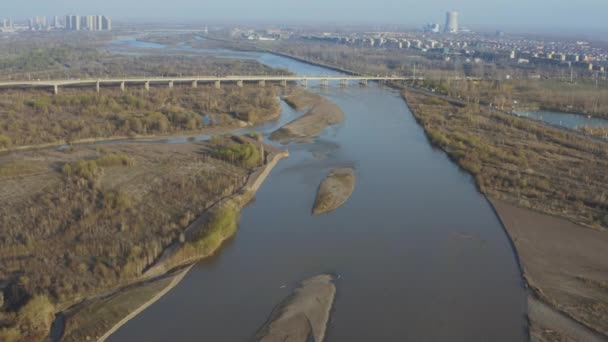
[237,80,243,88]
[340,79,348,87]
[359,79,368,87]
[144,81,150,91]
[168,81,174,89]
[280,80,287,87]
[120,81,125,92]
[192,80,198,88]
[321,79,329,87]
[259,80,265,87]
[215,80,221,89]
[301,79,307,87]
[53,84,59,95]
[96,81,100,93]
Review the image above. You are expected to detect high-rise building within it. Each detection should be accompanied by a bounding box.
[96,15,103,31]
[65,15,71,30]
[102,16,112,31]
[85,15,95,30]
[444,11,459,34]
[53,16,61,28]
[71,15,80,30]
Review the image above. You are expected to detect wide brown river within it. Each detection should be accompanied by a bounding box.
[108,38,527,341]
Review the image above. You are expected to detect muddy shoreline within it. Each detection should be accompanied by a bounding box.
[490,199,608,341]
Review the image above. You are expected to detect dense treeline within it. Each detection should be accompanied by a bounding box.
[0,139,262,340]
[403,90,608,230]
[0,86,280,148]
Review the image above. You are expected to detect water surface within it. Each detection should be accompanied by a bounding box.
[515,110,608,129]
[108,38,527,342]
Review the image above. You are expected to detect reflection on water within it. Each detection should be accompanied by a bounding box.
[108,37,527,342]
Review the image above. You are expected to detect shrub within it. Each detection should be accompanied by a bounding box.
[96,153,135,167]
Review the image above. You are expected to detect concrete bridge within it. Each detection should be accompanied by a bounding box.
[0,76,422,94]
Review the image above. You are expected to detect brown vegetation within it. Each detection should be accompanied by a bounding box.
[414,78,608,118]
[0,32,286,81]
[0,85,280,148]
[0,138,267,341]
[404,89,608,338]
[403,90,608,231]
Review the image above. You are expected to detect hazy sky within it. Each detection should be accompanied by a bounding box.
[3,0,608,32]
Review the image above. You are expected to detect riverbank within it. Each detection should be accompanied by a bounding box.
[402,89,608,340]
[60,142,288,342]
[491,199,608,341]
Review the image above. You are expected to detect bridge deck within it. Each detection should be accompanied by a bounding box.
[0,76,420,88]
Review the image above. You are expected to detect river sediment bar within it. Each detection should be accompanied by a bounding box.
[270,91,344,143]
[253,274,336,342]
[312,168,355,215]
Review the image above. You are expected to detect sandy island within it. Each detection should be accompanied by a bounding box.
[312,168,355,215]
[253,274,336,342]
[270,91,344,143]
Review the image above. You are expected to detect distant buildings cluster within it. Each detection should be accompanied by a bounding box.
[423,11,460,34]
[64,15,112,31]
[0,15,111,32]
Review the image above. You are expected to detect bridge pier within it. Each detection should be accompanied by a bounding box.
[144,81,150,91]
[96,81,100,93]
[359,79,368,87]
[53,84,59,95]
[340,79,348,87]
[215,80,221,89]
[259,80,265,87]
[280,80,287,87]
[236,80,243,88]
[301,79,308,88]
[168,80,174,89]
[192,80,198,88]
[321,79,329,87]
[120,81,125,92]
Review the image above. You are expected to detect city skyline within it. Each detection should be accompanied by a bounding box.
[1,0,607,34]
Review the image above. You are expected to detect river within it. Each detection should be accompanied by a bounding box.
[107,37,527,341]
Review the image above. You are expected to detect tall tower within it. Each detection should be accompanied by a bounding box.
[444,11,459,34]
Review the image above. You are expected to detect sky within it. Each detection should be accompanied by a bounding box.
[2,0,608,33]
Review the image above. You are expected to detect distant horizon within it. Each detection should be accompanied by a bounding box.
[3,0,607,36]
[0,0,608,40]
